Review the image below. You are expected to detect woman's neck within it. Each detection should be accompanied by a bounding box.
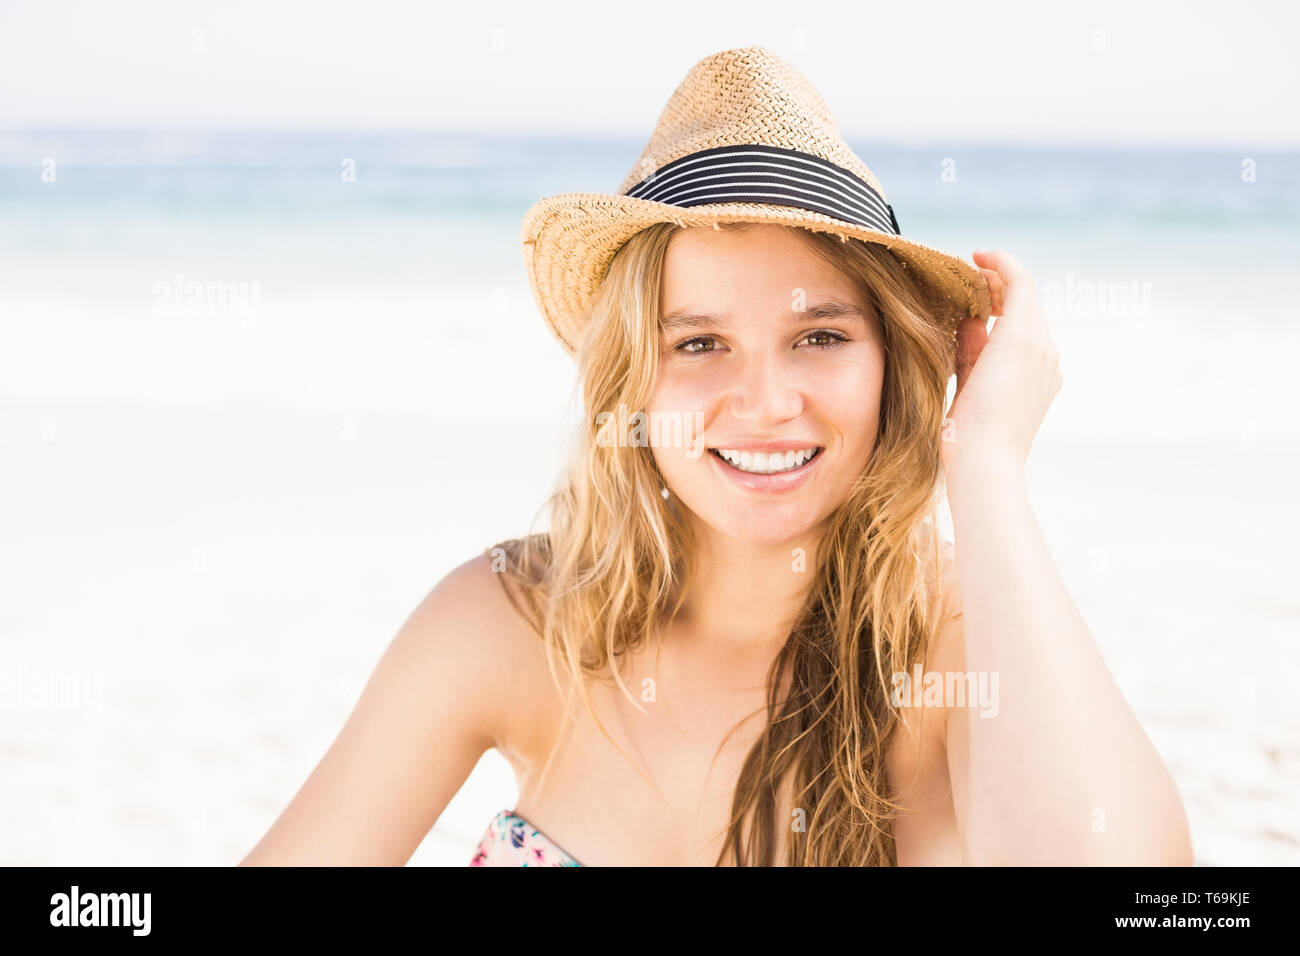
[671,522,822,660]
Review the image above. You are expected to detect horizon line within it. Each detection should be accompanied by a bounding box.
[2,126,1298,154]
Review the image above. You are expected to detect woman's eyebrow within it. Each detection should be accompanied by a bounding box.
[660,300,866,332]
[660,309,725,332]
[797,300,867,321]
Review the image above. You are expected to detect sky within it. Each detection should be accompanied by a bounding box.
[1,0,1297,147]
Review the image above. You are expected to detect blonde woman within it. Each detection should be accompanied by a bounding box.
[241,47,1193,867]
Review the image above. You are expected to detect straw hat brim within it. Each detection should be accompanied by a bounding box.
[522,192,992,357]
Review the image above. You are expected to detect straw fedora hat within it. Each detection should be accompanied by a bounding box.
[521,45,992,357]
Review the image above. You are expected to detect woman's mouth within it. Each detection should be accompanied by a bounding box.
[708,446,823,475]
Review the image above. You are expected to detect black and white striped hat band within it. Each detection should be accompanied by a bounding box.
[623,143,901,236]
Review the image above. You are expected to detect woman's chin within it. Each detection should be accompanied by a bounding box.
[705,510,824,551]
[670,487,835,550]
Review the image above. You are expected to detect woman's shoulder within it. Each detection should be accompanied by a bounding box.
[400,542,556,749]
[427,541,551,657]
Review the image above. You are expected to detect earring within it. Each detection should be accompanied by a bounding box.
[661,486,670,500]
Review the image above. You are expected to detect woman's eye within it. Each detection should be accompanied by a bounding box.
[670,331,848,353]
[673,335,718,353]
[801,330,849,349]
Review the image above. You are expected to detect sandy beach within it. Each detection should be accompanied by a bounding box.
[2,282,1296,867]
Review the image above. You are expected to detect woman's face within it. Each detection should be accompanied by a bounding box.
[647,224,887,548]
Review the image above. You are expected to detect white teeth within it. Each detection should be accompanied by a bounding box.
[713,447,819,475]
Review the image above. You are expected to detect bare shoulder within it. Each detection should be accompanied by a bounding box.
[417,549,557,750]
[421,550,535,645]
[412,550,549,725]
[237,549,546,865]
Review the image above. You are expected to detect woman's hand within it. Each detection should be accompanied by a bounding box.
[941,249,1062,475]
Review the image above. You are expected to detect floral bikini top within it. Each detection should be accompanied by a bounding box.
[469,809,584,867]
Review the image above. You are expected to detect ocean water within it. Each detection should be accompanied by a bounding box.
[5,131,1299,295]
[1,130,1297,865]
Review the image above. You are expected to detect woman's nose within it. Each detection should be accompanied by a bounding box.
[725,351,804,426]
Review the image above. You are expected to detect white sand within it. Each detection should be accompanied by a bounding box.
[1,289,1296,866]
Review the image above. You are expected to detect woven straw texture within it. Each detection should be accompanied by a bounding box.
[522,45,992,357]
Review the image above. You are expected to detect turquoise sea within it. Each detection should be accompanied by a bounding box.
[3,129,1299,299]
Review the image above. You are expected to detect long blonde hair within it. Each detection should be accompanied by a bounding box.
[492,220,956,865]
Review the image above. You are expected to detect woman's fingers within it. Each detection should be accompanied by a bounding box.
[977,266,1006,318]
[972,249,1035,328]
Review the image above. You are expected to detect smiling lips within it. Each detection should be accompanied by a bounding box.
[710,446,822,475]
[703,442,827,493]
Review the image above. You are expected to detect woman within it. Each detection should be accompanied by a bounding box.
[240,46,1193,867]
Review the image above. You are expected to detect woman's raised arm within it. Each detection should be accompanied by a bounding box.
[940,249,1193,865]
